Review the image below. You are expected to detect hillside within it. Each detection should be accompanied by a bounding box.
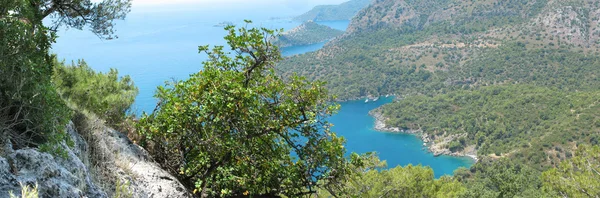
[273,21,343,47]
[293,0,372,22]
[278,0,600,170]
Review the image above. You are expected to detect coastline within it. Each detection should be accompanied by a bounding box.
[369,109,479,162]
[336,94,395,103]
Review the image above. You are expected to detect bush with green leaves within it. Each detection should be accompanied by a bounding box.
[1,0,71,152]
[320,153,467,198]
[53,59,138,125]
[542,145,600,197]
[137,22,353,197]
[1,0,130,154]
[462,158,550,197]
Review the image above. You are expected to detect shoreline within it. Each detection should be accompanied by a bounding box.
[369,109,479,162]
[335,94,396,103]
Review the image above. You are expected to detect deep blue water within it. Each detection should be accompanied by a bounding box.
[50,3,472,177]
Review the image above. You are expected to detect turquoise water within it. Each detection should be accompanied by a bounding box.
[331,97,473,178]
[280,21,350,56]
[50,4,472,177]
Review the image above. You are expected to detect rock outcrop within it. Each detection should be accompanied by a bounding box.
[0,122,106,198]
[73,113,189,198]
[0,114,190,198]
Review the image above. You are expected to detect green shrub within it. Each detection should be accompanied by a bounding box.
[542,145,600,197]
[53,59,138,125]
[1,1,71,153]
[138,23,350,197]
[320,153,466,198]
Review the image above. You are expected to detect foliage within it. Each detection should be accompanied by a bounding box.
[341,165,465,198]
[293,0,371,22]
[273,21,343,47]
[380,85,600,169]
[53,59,138,125]
[9,183,39,198]
[41,0,132,39]
[461,159,550,197]
[320,153,466,198]
[137,22,354,197]
[1,0,71,153]
[0,0,130,154]
[542,145,600,197]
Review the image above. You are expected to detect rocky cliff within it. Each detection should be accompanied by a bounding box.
[0,113,190,198]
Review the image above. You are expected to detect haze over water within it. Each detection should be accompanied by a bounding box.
[51,1,472,178]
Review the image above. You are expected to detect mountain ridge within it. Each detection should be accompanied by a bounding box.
[277,0,600,170]
[273,21,343,47]
[294,0,372,22]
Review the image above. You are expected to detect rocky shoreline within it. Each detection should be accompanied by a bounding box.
[369,109,479,162]
[336,94,395,103]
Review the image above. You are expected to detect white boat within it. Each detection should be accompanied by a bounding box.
[386,94,390,97]
[365,98,369,103]
[373,97,379,102]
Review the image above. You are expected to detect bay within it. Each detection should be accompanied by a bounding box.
[331,97,473,178]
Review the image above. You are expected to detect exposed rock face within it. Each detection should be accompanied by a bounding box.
[369,110,403,133]
[0,122,106,198]
[0,117,190,198]
[73,114,190,198]
[0,157,18,197]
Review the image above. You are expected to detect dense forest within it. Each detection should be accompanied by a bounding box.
[380,85,600,169]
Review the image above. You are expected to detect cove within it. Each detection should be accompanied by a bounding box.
[330,97,474,178]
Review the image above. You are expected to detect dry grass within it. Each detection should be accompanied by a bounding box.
[71,109,139,197]
[72,110,119,196]
[9,183,38,198]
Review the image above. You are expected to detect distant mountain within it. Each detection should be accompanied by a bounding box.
[294,0,371,22]
[273,21,343,47]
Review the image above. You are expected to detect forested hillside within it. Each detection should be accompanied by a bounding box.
[280,0,600,99]
[273,21,343,47]
[279,0,600,196]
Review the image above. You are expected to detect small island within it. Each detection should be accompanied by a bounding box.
[213,21,234,27]
[273,21,344,47]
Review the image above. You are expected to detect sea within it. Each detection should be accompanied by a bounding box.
[50,2,473,178]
